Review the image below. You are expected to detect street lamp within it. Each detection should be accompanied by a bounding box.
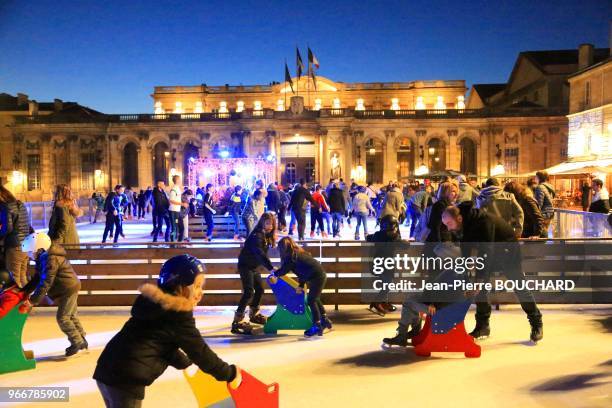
[491,144,505,176]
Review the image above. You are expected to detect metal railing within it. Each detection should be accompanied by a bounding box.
[553,208,612,238]
[24,199,95,230]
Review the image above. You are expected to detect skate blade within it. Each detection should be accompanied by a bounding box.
[367,308,386,317]
[472,335,490,341]
[381,343,408,353]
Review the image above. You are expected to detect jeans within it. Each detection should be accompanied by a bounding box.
[5,247,30,288]
[310,210,324,234]
[237,267,265,314]
[203,211,214,239]
[93,208,103,223]
[293,209,306,240]
[289,211,296,233]
[321,212,332,234]
[331,212,343,236]
[97,381,143,408]
[475,244,541,322]
[354,212,369,237]
[307,274,327,323]
[57,291,86,346]
[152,211,171,242]
[169,211,180,242]
[408,204,422,238]
[103,213,122,243]
[231,211,241,235]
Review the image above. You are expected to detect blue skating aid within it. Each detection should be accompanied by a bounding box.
[263,276,312,334]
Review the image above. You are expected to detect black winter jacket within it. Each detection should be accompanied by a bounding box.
[152,188,169,214]
[274,251,326,287]
[327,187,346,213]
[517,195,544,238]
[0,200,33,248]
[238,230,274,271]
[288,186,318,213]
[266,188,281,213]
[93,284,236,399]
[30,245,80,304]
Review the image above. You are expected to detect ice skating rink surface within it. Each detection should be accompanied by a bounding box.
[2,304,611,408]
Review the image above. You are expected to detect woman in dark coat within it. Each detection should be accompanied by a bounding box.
[504,181,544,238]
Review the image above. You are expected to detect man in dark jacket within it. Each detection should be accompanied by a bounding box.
[288,179,318,240]
[28,235,87,356]
[102,185,125,244]
[327,181,346,237]
[151,180,171,242]
[534,171,555,237]
[265,183,280,215]
[94,255,237,406]
[588,178,610,214]
[442,203,543,343]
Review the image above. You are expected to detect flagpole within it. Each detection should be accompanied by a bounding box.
[284,59,287,111]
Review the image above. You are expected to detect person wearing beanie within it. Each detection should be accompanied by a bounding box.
[94,254,240,407]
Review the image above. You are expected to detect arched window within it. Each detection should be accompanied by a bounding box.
[285,162,297,185]
[152,142,169,184]
[305,161,315,183]
[396,137,414,180]
[427,138,446,172]
[459,138,477,175]
[182,142,199,183]
[122,142,139,188]
[365,138,383,184]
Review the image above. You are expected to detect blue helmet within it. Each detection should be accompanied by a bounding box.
[158,255,205,293]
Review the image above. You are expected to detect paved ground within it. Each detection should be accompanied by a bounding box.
[2,305,611,407]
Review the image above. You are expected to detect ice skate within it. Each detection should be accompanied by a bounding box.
[304,323,323,337]
[65,342,87,357]
[321,316,333,332]
[368,302,387,316]
[231,320,253,335]
[249,308,268,325]
[529,315,543,344]
[382,331,409,348]
[469,320,491,340]
[382,303,397,313]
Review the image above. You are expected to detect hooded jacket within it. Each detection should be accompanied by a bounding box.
[516,195,544,238]
[288,185,318,213]
[476,185,524,236]
[265,188,281,213]
[379,187,405,219]
[30,244,80,304]
[327,187,346,213]
[352,192,374,214]
[0,200,33,248]
[534,182,555,217]
[93,283,236,399]
[457,181,478,204]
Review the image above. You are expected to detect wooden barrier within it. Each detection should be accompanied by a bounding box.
[61,239,612,307]
[188,215,246,238]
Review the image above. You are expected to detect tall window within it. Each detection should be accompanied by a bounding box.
[504,148,519,176]
[153,142,169,184]
[365,138,383,184]
[122,142,139,188]
[459,138,477,175]
[305,161,315,183]
[428,138,446,172]
[285,162,297,185]
[27,154,40,191]
[81,152,95,191]
[397,138,414,179]
[584,81,591,108]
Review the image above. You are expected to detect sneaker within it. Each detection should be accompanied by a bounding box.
[310,231,315,238]
[304,323,323,337]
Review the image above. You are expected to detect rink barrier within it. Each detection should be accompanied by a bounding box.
[58,238,612,307]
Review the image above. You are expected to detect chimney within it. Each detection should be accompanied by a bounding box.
[28,100,39,116]
[16,93,28,106]
[578,43,594,70]
[54,98,63,112]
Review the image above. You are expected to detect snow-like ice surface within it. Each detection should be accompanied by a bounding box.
[2,305,610,407]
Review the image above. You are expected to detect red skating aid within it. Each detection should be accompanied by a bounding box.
[228,369,279,408]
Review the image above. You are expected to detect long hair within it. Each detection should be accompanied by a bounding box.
[436,181,458,203]
[504,181,529,200]
[53,184,82,217]
[278,236,304,263]
[0,184,17,204]
[252,212,278,247]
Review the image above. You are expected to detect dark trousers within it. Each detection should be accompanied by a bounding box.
[408,204,422,238]
[152,212,171,242]
[203,211,214,239]
[137,204,145,219]
[307,274,327,323]
[310,210,324,234]
[293,209,306,240]
[475,245,541,322]
[97,381,143,408]
[278,207,287,229]
[169,211,180,242]
[237,267,265,314]
[103,213,121,243]
[177,214,186,242]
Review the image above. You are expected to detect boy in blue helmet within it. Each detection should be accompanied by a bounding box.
[94,254,240,408]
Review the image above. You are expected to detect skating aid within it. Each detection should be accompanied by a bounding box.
[263,276,313,334]
[0,302,36,374]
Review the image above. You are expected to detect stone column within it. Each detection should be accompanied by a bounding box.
[318,128,328,181]
[67,134,81,192]
[138,132,151,188]
[343,128,353,180]
[384,130,397,182]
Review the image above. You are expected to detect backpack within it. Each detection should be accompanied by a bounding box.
[415,205,433,243]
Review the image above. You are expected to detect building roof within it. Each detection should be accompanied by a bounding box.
[472,83,506,101]
[0,93,102,116]
[520,48,610,75]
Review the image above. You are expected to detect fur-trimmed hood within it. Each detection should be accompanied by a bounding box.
[137,283,194,314]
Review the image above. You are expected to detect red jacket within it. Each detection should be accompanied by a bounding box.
[312,192,329,212]
[0,287,27,318]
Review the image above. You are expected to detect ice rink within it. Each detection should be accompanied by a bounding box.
[2,304,611,408]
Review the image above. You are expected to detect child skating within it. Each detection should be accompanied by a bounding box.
[232,212,277,335]
[94,254,240,407]
[25,232,88,357]
[270,237,332,337]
